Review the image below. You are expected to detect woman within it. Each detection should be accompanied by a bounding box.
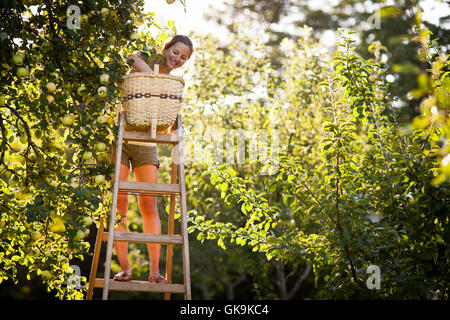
[112,35,193,283]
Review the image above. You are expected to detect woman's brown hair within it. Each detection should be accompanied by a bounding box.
[163,35,194,57]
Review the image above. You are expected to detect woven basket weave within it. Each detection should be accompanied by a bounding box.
[119,64,184,137]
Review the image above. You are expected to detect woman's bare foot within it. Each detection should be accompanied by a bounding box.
[113,271,132,282]
[149,273,167,284]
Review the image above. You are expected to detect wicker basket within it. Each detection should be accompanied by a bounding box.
[119,64,184,137]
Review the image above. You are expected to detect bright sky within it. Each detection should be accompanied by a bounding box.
[145,0,450,35]
[144,0,227,37]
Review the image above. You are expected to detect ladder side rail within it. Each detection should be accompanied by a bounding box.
[87,216,105,300]
[102,111,126,300]
[177,115,192,299]
[164,160,178,300]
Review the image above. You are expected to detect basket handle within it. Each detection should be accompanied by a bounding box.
[146,64,159,139]
[150,118,157,138]
[153,64,159,74]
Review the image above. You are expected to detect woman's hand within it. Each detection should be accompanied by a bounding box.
[127,53,153,73]
[160,121,176,135]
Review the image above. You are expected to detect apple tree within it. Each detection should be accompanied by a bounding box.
[0,0,176,299]
[184,27,449,299]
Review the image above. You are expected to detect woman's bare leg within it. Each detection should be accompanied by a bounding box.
[114,164,131,275]
[133,164,163,280]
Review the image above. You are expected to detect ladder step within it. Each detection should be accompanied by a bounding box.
[103,232,183,244]
[119,181,180,195]
[123,130,180,144]
[94,278,186,293]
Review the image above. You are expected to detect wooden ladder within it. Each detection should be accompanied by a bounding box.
[87,111,191,300]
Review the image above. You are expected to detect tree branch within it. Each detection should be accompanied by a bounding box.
[286,262,311,300]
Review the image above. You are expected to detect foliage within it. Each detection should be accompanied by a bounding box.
[407,24,450,186]
[0,0,176,299]
[205,0,450,124]
[1,0,448,301]
[185,27,449,299]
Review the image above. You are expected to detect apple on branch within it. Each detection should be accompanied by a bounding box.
[94,174,106,185]
[62,114,74,126]
[108,36,116,46]
[16,67,29,77]
[40,270,52,280]
[97,86,107,99]
[96,115,108,124]
[129,31,139,41]
[73,230,85,242]
[81,216,93,227]
[46,82,57,93]
[70,181,79,189]
[12,54,24,66]
[80,14,88,25]
[95,142,106,152]
[100,73,110,84]
[100,7,109,16]
[82,151,93,161]
[46,95,55,104]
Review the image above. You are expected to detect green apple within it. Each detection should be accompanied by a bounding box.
[46,95,54,104]
[81,128,89,135]
[108,36,116,46]
[41,270,52,280]
[166,0,175,4]
[95,142,106,152]
[12,54,24,66]
[94,174,106,185]
[97,86,107,99]
[46,82,56,93]
[82,151,93,161]
[70,181,79,189]
[129,31,139,41]
[99,73,110,84]
[0,95,5,106]
[96,115,107,124]
[134,17,143,26]
[100,7,109,16]
[81,216,93,227]
[79,14,88,24]
[77,84,87,96]
[62,114,74,126]
[16,67,28,77]
[74,230,85,241]
[49,216,66,233]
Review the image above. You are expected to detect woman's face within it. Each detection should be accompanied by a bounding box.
[163,42,191,71]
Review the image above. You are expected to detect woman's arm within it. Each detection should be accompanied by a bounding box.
[126,53,153,72]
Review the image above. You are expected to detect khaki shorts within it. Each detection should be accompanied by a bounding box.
[111,143,160,170]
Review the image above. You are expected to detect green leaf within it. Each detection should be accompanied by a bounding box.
[217,238,226,250]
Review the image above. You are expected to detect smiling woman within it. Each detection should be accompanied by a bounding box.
[127,35,194,75]
[161,35,194,72]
